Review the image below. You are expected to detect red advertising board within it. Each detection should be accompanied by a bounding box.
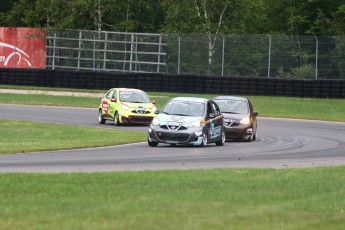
[0,27,46,69]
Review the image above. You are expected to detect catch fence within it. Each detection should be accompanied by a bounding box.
[9,30,345,79]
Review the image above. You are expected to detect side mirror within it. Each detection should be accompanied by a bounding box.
[209,113,216,118]
[253,111,259,116]
[152,100,156,105]
[110,98,117,102]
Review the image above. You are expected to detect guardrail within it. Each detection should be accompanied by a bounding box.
[0,68,344,98]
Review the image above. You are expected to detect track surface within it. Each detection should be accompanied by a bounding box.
[1,104,345,173]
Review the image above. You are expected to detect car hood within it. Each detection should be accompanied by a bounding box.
[222,113,247,121]
[157,114,202,125]
[122,102,155,109]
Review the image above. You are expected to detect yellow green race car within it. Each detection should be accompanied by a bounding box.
[98,88,157,126]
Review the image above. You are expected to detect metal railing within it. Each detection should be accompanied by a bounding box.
[44,30,345,79]
[46,30,167,73]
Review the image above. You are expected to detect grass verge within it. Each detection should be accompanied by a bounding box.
[1,167,345,229]
[1,91,345,122]
[0,119,146,154]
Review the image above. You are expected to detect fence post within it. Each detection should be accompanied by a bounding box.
[129,33,134,72]
[93,32,96,71]
[222,34,225,77]
[157,35,162,73]
[78,31,82,70]
[135,34,138,72]
[176,33,181,74]
[267,34,271,78]
[103,32,108,70]
[52,32,57,70]
[314,35,318,80]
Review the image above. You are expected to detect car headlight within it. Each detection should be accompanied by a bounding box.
[240,116,250,125]
[121,103,130,110]
[189,120,201,128]
[152,117,160,126]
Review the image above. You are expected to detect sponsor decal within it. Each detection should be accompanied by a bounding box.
[0,27,46,68]
[0,42,32,67]
[210,121,221,138]
[166,121,183,130]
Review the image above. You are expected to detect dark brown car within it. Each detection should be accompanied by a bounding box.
[214,96,258,142]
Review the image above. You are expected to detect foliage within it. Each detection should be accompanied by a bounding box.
[1,0,345,36]
[2,0,345,79]
[277,64,316,79]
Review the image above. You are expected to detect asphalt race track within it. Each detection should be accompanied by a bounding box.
[1,103,345,173]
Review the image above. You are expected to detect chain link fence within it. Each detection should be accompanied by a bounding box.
[43,30,345,79]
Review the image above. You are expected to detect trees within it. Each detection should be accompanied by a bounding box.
[2,0,345,36]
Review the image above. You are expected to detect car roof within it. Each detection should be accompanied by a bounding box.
[170,97,209,103]
[109,88,144,92]
[213,95,248,102]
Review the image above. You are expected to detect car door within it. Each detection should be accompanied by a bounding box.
[107,89,118,118]
[101,89,115,117]
[206,101,224,142]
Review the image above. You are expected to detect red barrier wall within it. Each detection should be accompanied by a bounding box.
[0,27,46,69]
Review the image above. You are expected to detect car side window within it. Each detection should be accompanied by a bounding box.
[248,101,254,113]
[207,102,213,116]
[211,102,221,115]
[105,90,114,99]
[112,90,117,100]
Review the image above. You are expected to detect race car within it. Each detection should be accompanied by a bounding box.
[214,95,258,142]
[98,88,156,126]
[148,97,226,147]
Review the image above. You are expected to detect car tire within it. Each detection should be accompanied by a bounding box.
[216,129,226,146]
[114,112,120,126]
[98,110,106,124]
[253,129,257,141]
[200,131,208,147]
[245,133,254,142]
[148,138,158,147]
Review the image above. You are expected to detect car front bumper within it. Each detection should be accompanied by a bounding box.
[119,111,154,125]
[224,124,253,140]
[148,125,204,145]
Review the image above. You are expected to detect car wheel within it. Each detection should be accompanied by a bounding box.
[245,133,254,142]
[216,129,226,146]
[148,138,158,147]
[253,129,257,141]
[114,112,120,126]
[98,110,106,124]
[200,131,208,147]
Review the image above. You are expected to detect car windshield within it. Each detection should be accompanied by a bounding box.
[215,99,249,114]
[119,91,150,103]
[162,100,205,117]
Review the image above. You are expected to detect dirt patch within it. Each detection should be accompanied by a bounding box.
[0,89,104,98]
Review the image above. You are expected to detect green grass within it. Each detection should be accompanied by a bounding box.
[0,120,146,154]
[0,93,102,108]
[1,167,345,229]
[0,84,106,93]
[1,87,345,229]
[2,84,345,121]
[1,90,345,122]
